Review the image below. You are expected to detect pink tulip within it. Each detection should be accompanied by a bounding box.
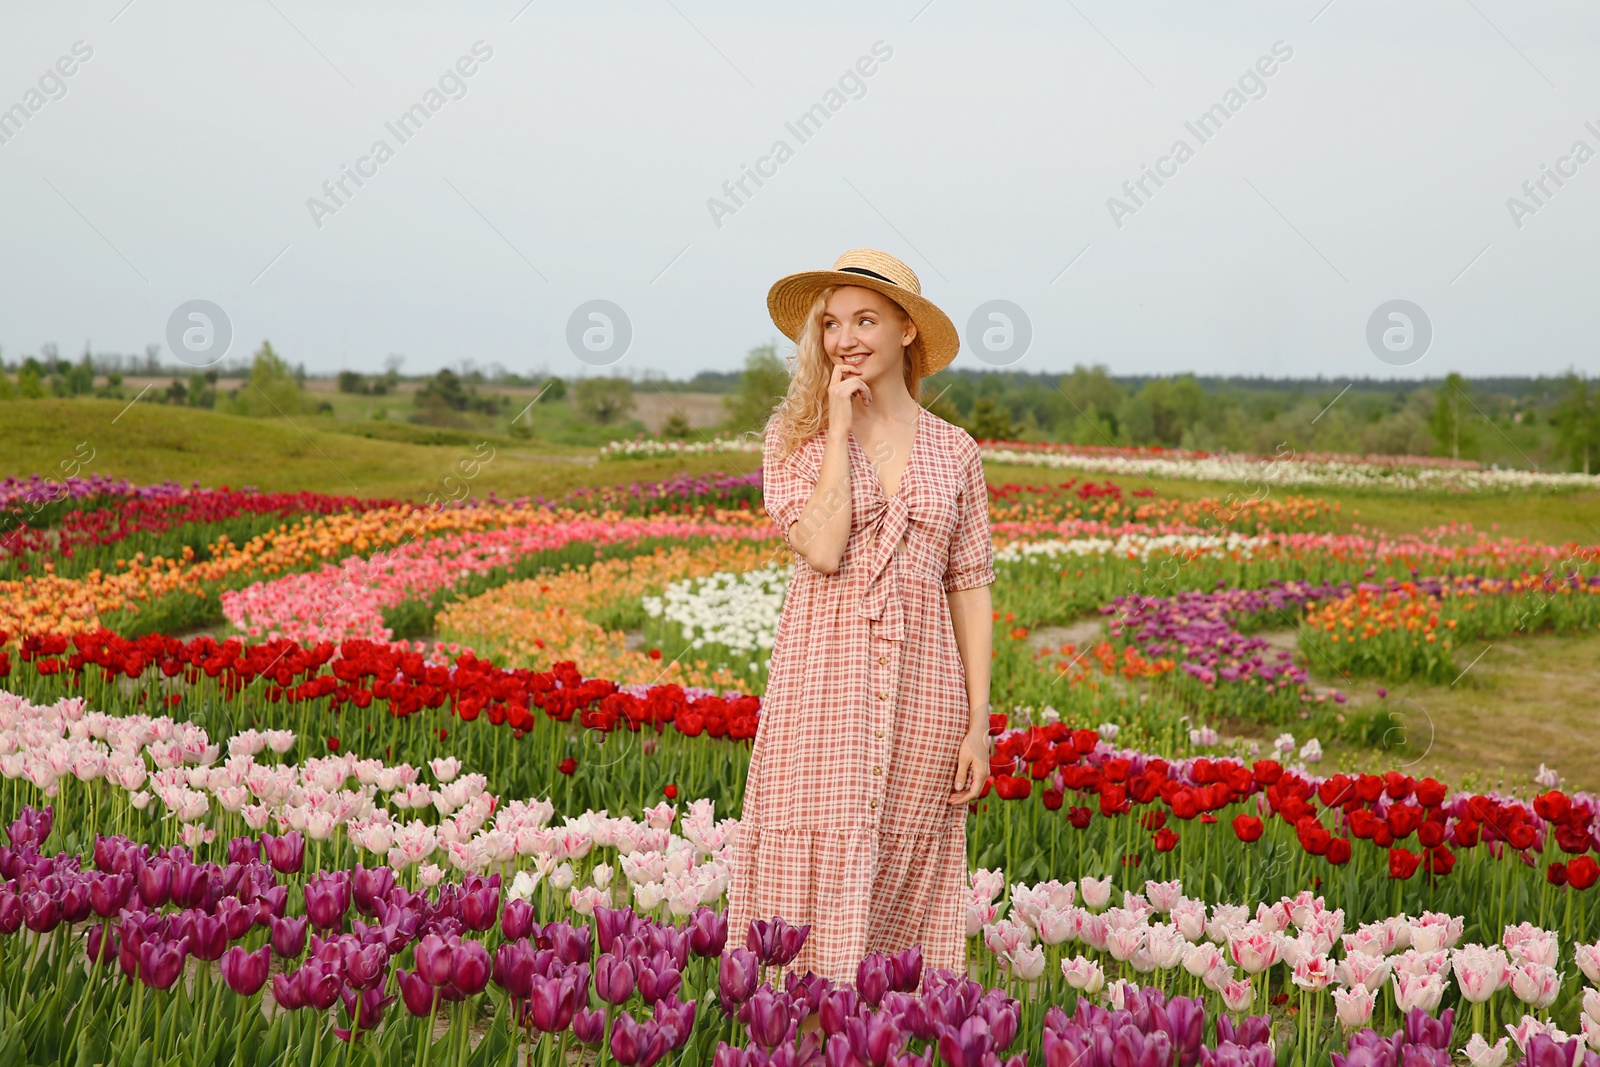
[1461,1034,1509,1067]
[1220,977,1254,1013]
[1059,956,1104,994]
[1290,955,1334,992]
[1508,962,1561,1010]
[1080,877,1112,911]
[1227,925,1282,974]
[1391,971,1446,1014]
[1451,945,1510,1004]
[1333,986,1375,1030]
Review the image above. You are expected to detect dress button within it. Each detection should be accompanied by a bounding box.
[870,800,878,809]
[877,693,887,701]
[875,729,884,738]
[877,656,888,665]
[872,766,882,775]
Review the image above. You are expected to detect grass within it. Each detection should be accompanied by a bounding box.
[1310,631,1600,793]
[1,399,748,501]
[983,463,1600,544]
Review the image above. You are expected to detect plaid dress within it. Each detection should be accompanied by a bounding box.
[728,411,994,984]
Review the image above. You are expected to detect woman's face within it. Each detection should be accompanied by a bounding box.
[821,285,917,385]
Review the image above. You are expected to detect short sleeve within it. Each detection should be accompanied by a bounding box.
[943,442,994,593]
[762,423,817,546]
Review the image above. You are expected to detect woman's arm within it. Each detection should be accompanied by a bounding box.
[786,365,870,575]
[786,426,853,574]
[946,583,993,804]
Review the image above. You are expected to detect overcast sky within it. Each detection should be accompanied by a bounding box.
[2,0,1597,381]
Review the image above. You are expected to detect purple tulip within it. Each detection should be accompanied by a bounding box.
[595,906,638,954]
[273,970,308,1011]
[270,915,309,958]
[87,873,132,918]
[414,933,455,987]
[1165,995,1206,1067]
[1402,1008,1454,1051]
[525,969,586,1033]
[596,952,637,1005]
[350,864,396,917]
[637,959,682,1005]
[688,906,729,958]
[819,986,862,1036]
[136,859,173,908]
[611,1011,669,1067]
[452,940,492,996]
[138,938,188,990]
[300,958,344,1010]
[746,916,810,967]
[185,912,229,962]
[847,1012,907,1067]
[253,885,289,925]
[739,988,797,1051]
[889,946,923,993]
[171,863,212,909]
[344,942,389,990]
[262,831,304,874]
[495,939,540,999]
[304,872,351,930]
[86,922,120,966]
[0,888,19,935]
[220,945,271,996]
[653,993,698,1051]
[5,805,52,849]
[227,836,260,866]
[573,1006,607,1047]
[21,891,62,934]
[719,948,760,1011]
[215,896,254,941]
[544,920,592,964]
[856,953,892,1008]
[335,985,395,1041]
[60,881,92,924]
[501,899,536,941]
[398,970,437,1017]
[459,875,500,932]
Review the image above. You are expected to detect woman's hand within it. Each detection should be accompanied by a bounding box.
[827,363,871,436]
[947,725,990,804]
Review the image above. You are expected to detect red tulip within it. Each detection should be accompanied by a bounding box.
[1568,856,1600,890]
[1387,847,1421,880]
[1325,837,1352,865]
[1231,814,1263,843]
[1152,829,1179,853]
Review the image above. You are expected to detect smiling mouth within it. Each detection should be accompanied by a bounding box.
[837,352,870,367]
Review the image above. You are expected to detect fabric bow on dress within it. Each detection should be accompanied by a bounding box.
[855,494,912,642]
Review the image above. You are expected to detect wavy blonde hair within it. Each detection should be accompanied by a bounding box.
[766,286,924,459]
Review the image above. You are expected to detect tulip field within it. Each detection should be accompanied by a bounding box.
[2,450,1600,1067]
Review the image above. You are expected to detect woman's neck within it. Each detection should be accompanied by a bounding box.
[858,371,920,425]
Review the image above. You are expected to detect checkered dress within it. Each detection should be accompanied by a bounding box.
[728,411,994,984]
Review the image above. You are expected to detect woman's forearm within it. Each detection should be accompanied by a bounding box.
[946,584,993,733]
[786,428,854,574]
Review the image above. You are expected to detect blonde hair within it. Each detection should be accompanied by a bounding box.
[766,286,924,459]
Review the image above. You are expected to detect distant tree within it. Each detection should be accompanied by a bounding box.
[337,370,369,394]
[1428,372,1478,460]
[1119,376,1205,447]
[17,367,45,399]
[660,411,694,439]
[233,341,312,417]
[537,377,566,403]
[1058,364,1125,438]
[722,344,789,432]
[968,397,1015,441]
[0,371,14,401]
[573,377,634,424]
[188,371,217,409]
[165,378,188,404]
[1553,373,1600,475]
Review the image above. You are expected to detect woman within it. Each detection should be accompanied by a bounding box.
[728,248,994,984]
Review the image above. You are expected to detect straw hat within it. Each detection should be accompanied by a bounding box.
[766,248,959,377]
